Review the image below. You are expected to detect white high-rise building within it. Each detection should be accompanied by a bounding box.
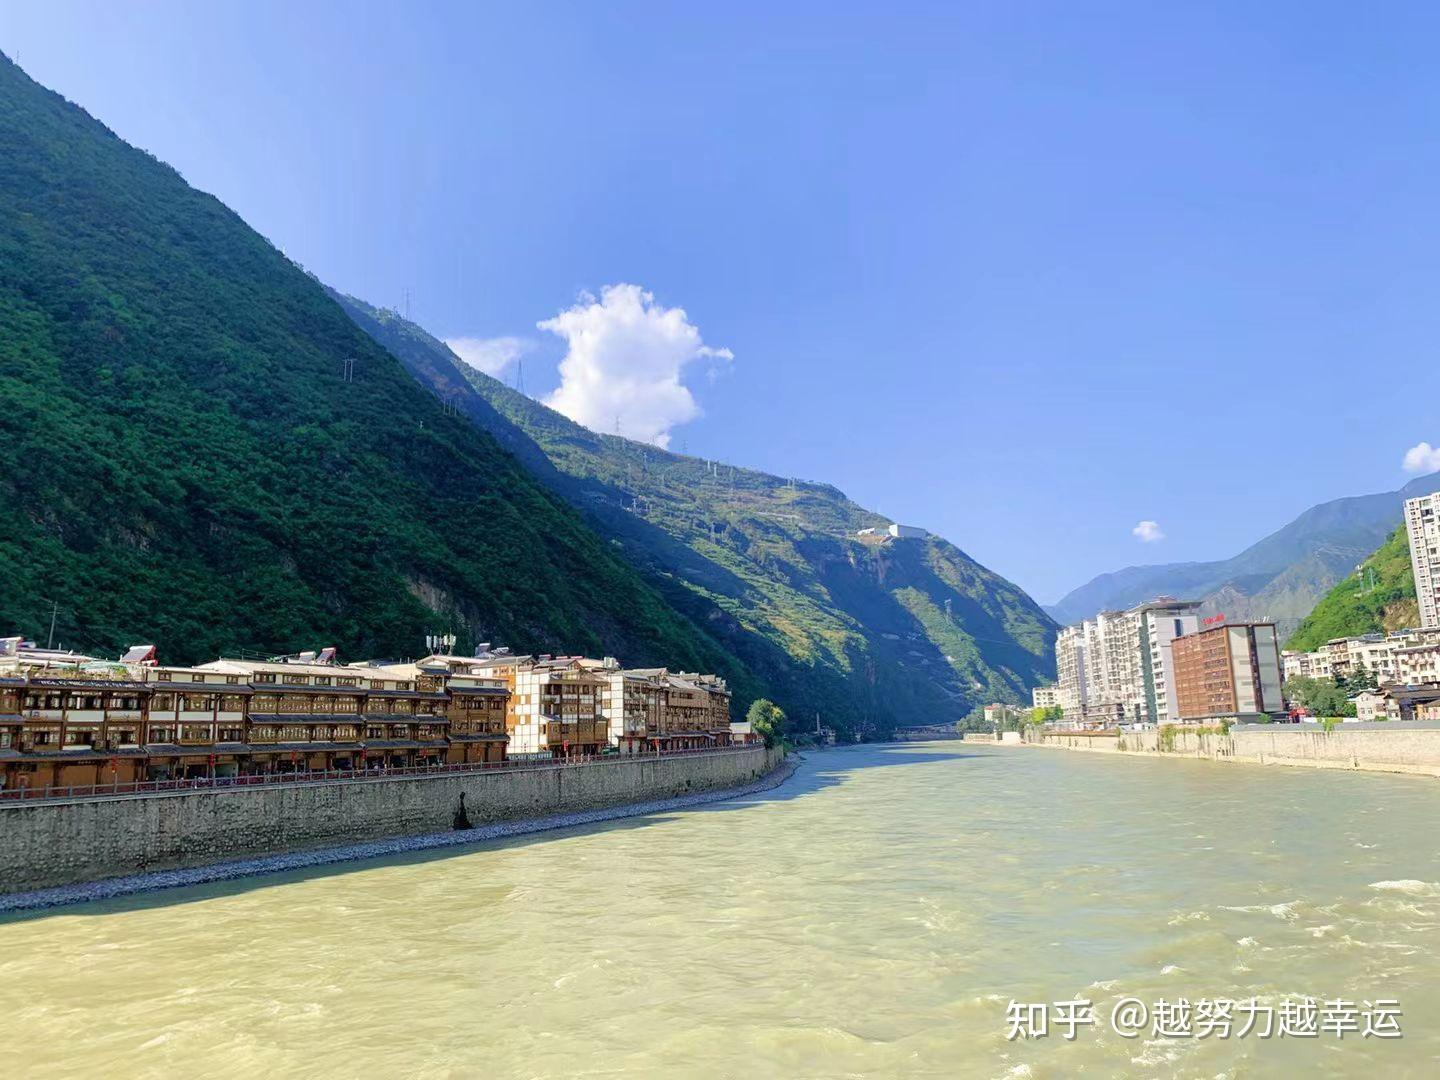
[1405,493,1440,628]
[1054,624,1088,715]
[1055,597,1201,725]
[1137,599,1202,724]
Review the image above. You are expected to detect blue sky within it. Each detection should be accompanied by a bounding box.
[5,1,1440,603]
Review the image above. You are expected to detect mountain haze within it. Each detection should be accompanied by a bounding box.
[330,292,1058,733]
[0,53,747,691]
[1047,474,1440,636]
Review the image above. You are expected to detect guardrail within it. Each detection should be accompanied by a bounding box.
[0,743,760,805]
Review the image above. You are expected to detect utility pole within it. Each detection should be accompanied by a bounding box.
[46,599,59,650]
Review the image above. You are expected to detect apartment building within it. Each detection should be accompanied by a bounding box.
[660,674,726,750]
[1054,625,1088,715]
[1405,492,1440,628]
[1031,685,1059,709]
[1136,599,1202,724]
[471,654,611,758]
[1171,622,1285,722]
[199,654,453,773]
[582,659,666,754]
[1281,648,1332,682]
[369,654,510,765]
[1056,598,1200,725]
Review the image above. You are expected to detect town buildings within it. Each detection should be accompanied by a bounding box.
[0,636,738,791]
[1282,626,1440,687]
[1031,685,1059,710]
[1052,597,1201,726]
[983,702,1026,728]
[1171,622,1285,723]
[1405,492,1440,628]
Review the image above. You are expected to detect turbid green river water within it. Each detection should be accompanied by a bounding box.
[3,742,1440,1078]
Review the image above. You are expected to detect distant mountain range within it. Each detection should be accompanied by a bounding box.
[1046,474,1440,637]
[330,292,1058,734]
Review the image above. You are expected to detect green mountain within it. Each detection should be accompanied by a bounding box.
[0,52,746,689]
[330,292,1057,734]
[1285,526,1419,651]
[1047,473,1440,637]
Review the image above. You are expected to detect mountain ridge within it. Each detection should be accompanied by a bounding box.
[329,291,1058,734]
[1047,474,1440,635]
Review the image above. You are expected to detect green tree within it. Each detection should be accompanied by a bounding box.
[1284,675,1355,719]
[746,698,787,748]
[1348,663,1378,692]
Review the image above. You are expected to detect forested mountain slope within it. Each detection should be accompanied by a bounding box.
[0,52,744,690]
[1286,526,1420,651]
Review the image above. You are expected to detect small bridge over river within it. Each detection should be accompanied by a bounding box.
[891,724,961,741]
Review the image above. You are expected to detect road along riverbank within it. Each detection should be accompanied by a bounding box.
[1021,722,1440,778]
[0,745,785,900]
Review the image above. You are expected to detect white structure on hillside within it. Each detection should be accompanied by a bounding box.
[888,523,929,539]
[1405,492,1440,628]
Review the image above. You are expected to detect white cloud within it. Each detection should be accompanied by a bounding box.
[446,335,532,378]
[1132,520,1165,543]
[538,283,732,448]
[1402,441,1440,475]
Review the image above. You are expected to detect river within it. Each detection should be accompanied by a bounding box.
[2,742,1439,1077]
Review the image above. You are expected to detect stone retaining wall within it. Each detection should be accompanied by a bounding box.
[0,747,781,894]
[1028,728,1440,778]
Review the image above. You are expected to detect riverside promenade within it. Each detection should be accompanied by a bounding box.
[0,745,783,896]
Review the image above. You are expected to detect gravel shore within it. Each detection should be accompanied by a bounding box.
[0,753,801,916]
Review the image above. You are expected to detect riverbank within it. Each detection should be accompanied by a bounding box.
[0,749,797,914]
[1022,723,1440,778]
[0,746,784,900]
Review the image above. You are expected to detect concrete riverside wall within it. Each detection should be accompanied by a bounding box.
[0,747,781,894]
[1028,728,1440,778]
